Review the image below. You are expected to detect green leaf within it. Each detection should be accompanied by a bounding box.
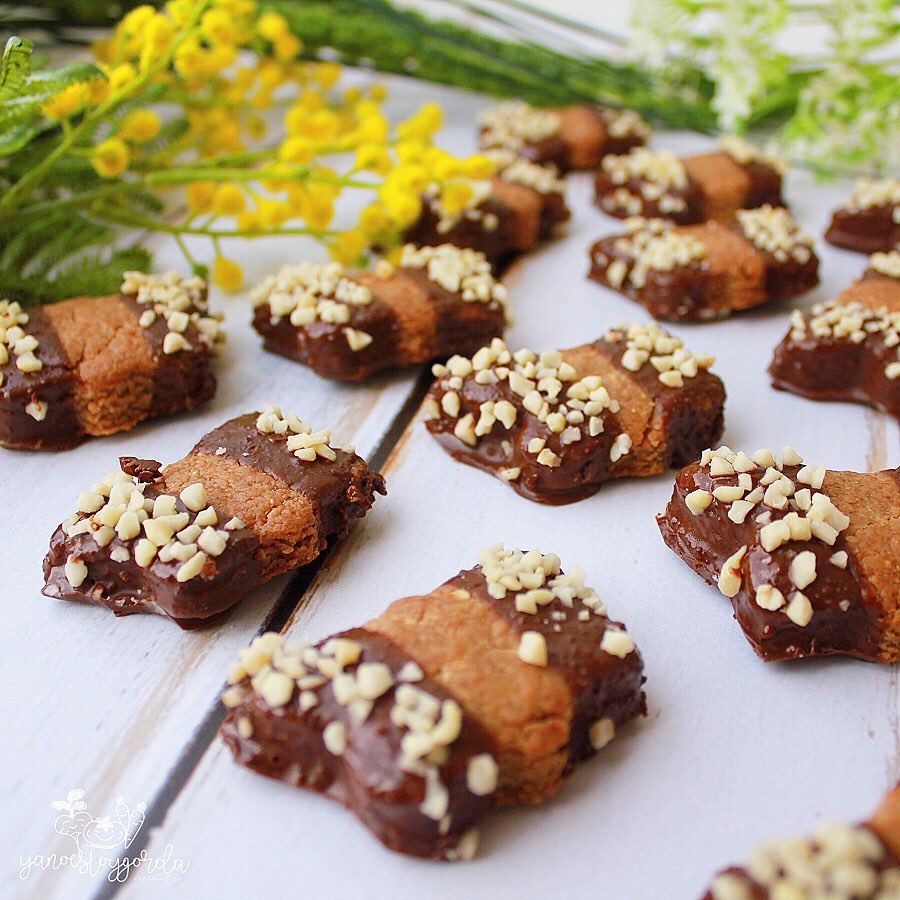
[0,246,152,305]
[0,36,100,154]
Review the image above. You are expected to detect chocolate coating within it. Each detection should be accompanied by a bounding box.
[0,306,80,450]
[221,628,495,860]
[657,462,892,661]
[769,321,900,419]
[825,204,899,254]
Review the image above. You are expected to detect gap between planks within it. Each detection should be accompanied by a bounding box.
[93,366,434,899]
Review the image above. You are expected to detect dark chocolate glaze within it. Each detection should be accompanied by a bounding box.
[743,161,785,211]
[701,828,899,899]
[657,462,894,661]
[194,414,386,539]
[221,628,495,860]
[42,474,264,627]
[588,222,818,321]
[769,312,900,419]
[0,307,81,450]
[253,297,401,382]
[252,269,505,382]
[589,234,711,320]
[825,204,899,254]
[451,566,647,770]
[425,364,621,505]
[404,194,523,265]
[593,156,783,224]
[121,294,217,420]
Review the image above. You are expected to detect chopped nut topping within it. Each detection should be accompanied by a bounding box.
[517,630,548,666]
[600,629,635,658]
[713,817,896,899]
[791,298,900,379]
[400,244,508,311]
[477,544,608,624]
[841,177,900,212]
[599,149,688,215]
[422,179,496,233]
[466,753,499,796]
[718,545,747,597]
[250,260,372,330]
[433,337,621,460]
[596,219,706,289]
[224,631,493,823]
[589,717,616,750]
[735,205,813,264]
[717,134,787,174]
[344,327,373,352]
[256,404,338,463]
[607,320,715,387]
[62,468,234,583]
[869,249,900,279]
[0,299,42,374]
[484,149,566,195]
[477,100,561,151]
[121,271,224,355]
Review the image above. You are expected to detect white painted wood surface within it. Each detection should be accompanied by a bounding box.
[2,78,897,900]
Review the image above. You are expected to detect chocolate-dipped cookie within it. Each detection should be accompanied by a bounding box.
[477,100,649,172]
[0,272,223,451]
[824,178,899,254]
[770,251,900,417]
[703,785,900,899]
[423,323,725,504]
[42,406,385,627]
[593,136,786,223]
[588,208,818,321]
[251,246,508,381]
[222,545,646,858]
[403,155,570,265]
[658,445,899,662]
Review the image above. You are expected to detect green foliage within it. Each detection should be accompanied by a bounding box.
[0,37,100,155]
[264,0,719,131]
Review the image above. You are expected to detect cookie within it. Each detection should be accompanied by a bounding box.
[221,545,646,858]
[42,407,385,627]
[658,445,899,662]
[588,209,818,320]
[423,323,725,504]
[251,246,508,381]
[703,785,900,899]
[769,251,900,417]
[403,155,570,265]
[477,101,649,172]
[0,272,223,450]
[594,137,785,223]
[824,178,900,254]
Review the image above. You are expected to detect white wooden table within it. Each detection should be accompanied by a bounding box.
[2,76,897,900]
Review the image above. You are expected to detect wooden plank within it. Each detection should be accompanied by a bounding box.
[124,150,899,898]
